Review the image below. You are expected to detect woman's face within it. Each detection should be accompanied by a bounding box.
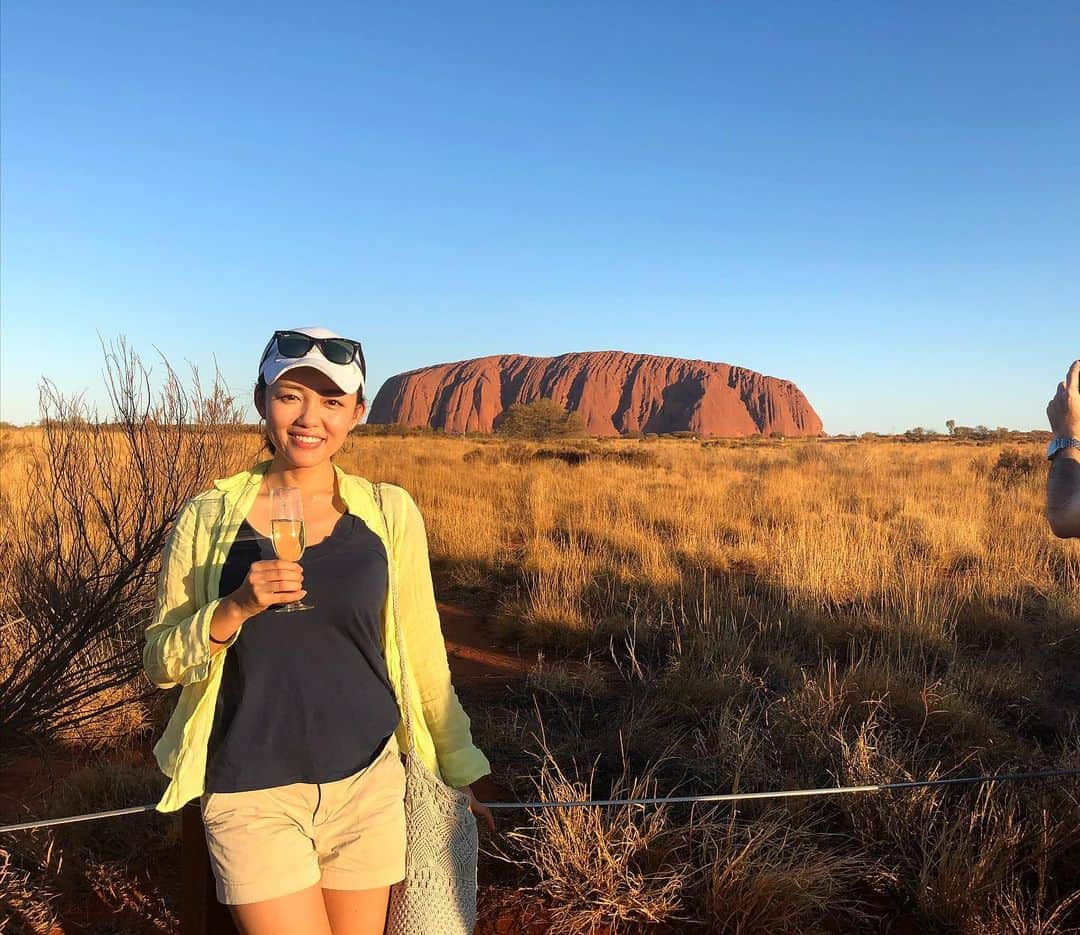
[257,367,366,467]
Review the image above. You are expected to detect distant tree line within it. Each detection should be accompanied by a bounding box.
[898,422,1049,443]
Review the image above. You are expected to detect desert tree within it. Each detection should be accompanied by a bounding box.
[495,399,588,440]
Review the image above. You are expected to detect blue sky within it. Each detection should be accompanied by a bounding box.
[2,2,1077,433]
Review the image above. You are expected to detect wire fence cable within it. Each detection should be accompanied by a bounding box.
[2,766,1078,835]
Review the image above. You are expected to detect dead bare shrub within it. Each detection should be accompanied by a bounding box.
[0,337,248,748]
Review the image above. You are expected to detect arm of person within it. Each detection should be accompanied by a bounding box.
[142,499,237,689]
[383,484,492,789]
[1046,360,1080,539]
[1047,450,1080,538]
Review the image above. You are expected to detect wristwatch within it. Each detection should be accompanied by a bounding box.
[1047,437,1080,460]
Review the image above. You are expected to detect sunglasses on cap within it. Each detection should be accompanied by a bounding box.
[262,330,366,376]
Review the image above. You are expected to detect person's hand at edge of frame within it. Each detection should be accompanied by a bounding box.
[1047,359,1080,440]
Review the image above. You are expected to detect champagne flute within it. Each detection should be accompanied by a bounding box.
[270,487,312,612]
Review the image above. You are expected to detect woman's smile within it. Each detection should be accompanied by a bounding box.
[288,431,326,450]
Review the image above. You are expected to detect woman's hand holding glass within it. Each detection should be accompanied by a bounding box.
[228,560,307,618]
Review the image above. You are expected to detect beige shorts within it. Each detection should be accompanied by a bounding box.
[200,733,406,905]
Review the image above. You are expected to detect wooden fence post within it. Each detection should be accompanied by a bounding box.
[181,801,238,934]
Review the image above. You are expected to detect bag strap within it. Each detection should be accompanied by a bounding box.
[372,481,417,755]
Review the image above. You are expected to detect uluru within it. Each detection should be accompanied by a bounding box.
[369,351,822,437]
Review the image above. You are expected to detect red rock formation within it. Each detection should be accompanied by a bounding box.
[369,351,823,437]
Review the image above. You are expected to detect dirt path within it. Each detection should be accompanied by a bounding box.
[438,602,531,817]
[440,601,537,686]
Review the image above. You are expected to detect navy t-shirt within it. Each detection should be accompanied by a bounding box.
[204,511,402,793]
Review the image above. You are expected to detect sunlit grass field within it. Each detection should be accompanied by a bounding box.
[343,433,1080,932]
[2,427,1078,933]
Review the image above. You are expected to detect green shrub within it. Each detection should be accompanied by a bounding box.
[496,399,589,440]
[990,448,1044,488]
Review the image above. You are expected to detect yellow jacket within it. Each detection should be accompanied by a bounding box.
[143,459,491,812]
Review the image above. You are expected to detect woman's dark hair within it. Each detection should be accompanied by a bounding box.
[256,374,366,456]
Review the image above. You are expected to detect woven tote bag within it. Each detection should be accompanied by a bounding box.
[373,482,479,935]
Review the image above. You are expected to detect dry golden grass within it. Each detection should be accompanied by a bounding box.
[2,428,1078,932]
[338,434,1079,644]
[335,433,1079,931]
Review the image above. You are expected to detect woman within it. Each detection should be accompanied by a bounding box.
[144,326,494,935]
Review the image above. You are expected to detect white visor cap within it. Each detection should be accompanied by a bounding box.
[259,327,365,397]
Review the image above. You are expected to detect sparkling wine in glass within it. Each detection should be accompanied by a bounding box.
[270,487,312,612]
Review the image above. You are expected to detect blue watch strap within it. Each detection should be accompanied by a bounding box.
[1047,437,1080,460]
